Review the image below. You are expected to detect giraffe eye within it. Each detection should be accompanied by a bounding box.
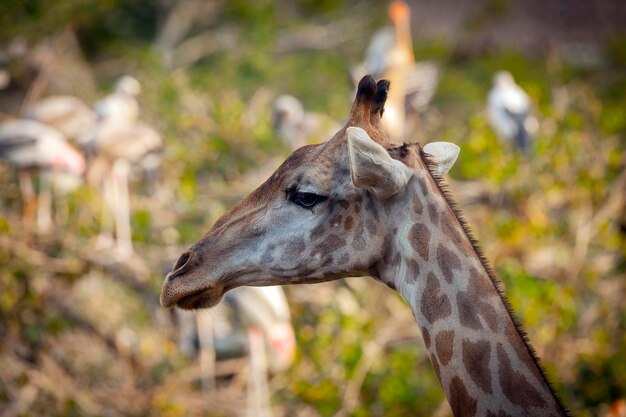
[288,190,327,209]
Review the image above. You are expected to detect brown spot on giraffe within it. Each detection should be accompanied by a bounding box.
[311,234,346,258]
[441,213,474,254]
[435,330,454,366]
[413,199,423,215]
[310,222,326,240]
[420,272,452,323]
[497,345,547,408]
[437,244,462,284]
[448,376,478,417]
[468,267,494,296]
[479,301,499,332]
[344,216,354,231]
[281,238,306,261]
[428,203,439,225]
[408,223,430,260]
[504,325,546,385]
[462,339,493,394]
[407,258,420,281]
[457,290,483,330]
[467,267,501,331]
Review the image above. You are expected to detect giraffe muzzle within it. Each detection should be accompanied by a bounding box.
[160,249,225,309]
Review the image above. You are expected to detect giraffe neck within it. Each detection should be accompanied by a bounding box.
[376,173,567,417]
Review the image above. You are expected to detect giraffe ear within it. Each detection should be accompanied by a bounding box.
[347,126,411,200]
[423,142,460,177]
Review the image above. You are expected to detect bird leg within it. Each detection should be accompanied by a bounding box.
[247,327,272,417]
[176,309,198,357]
[112,159,132,257]
[54,185,69,228]
[95,173,116,249]
[37,171,52,234]
[196,312,216,392]
[18,170,36,229]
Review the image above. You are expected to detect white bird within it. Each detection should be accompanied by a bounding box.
[94,75,141,123]
[84,120,162,256]
[81,74,161,257]
[0,119,85,231]
[23,95,96,141]
[226,286,295,372]
[488,71,538,153]
[272,95,329,150]
[177,286,295,416]
[351,1,439,143]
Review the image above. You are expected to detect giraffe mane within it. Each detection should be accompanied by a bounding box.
[414,146,572,416]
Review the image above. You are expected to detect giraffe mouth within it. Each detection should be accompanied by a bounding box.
[175,287,224,310]
[161,270,245,310]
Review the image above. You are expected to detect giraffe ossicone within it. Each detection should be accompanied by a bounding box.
[161,75,568,417]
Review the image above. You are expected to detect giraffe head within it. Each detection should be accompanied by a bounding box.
[160,76,459,310]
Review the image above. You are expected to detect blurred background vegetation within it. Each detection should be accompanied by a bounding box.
[0,0,625,416]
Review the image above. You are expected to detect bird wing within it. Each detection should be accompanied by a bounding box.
[0,120,82,170]
[500,84,530,114]
[0,135,39,165]
[0,120,50,154]
[93,96,113,120]
[24,96,95,138]
[503,106,529,124]
[0,135,38,151]
[25,96,85,119]
[488,84,534,146]
[405,61,440,111]
[503,107,533,152]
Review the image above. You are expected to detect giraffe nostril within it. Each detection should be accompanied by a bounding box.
[170,250,194,277]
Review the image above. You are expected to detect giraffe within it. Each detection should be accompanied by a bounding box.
[160,75,569,416]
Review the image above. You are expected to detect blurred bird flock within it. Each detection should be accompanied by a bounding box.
[0,0,625,416]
